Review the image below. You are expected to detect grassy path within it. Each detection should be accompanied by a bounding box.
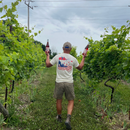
[1,66,109,130]
[1,64,130,129]
[21,66,108,130]
[1,66,130,129]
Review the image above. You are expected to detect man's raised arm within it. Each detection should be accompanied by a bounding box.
[76,53,86,70]
[46,52,53,68]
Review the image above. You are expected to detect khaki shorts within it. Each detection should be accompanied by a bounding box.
[54,82,75,100]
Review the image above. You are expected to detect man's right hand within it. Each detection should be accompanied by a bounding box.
[45,51,49,56]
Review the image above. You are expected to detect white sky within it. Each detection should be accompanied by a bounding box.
[0,0,130,55]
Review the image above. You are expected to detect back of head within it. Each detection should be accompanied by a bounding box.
[63,42,72,51]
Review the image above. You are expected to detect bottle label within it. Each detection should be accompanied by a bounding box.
[82,49,88,55]
[46,47,49,52]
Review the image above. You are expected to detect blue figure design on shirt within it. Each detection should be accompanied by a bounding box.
[58,60,67,67]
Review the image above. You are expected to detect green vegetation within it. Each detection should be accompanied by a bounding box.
[0,0,46,118]
[0,66,129,130]
[0,0,130,130]
[84,23,130,103]
[0,66,107,130]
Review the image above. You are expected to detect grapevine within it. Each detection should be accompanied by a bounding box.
[84,22,130,103]
[0,0,46,118]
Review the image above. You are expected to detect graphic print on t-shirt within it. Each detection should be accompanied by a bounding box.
[58,57,72,71]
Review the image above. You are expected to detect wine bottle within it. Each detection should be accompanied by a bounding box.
[46,39,49,52]
[82,44,89,55]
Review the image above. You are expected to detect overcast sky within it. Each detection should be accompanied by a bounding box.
[1,0,130,54]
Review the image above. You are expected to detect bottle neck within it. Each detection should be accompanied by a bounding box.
[46,42,49,47]
[85,45,89,49]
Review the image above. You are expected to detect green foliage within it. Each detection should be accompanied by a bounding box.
[0,0,46,103]
[77,52,83,63]
[50,52,57,59]
[84,23,130,81]
[69,46,81,80]
[5,66,108,130]
[34,40,46,51]
[3,65,130,130]
[0,7,3,12]
[73,53,83,80]
[123,120,127,129]
[70,47,84,80]
[6,104,21,127]
[0,114,4,127]
[70,46,78,58]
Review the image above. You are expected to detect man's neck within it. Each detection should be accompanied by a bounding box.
[63,51,70,54]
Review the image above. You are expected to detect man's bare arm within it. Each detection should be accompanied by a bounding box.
[46,52,53,68]
[76,53,87,70]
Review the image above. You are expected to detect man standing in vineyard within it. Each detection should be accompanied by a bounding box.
[46,42,86,130]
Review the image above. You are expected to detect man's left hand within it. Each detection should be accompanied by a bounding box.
[83,52,87,58]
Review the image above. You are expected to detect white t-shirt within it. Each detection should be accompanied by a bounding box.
[50,53,79,83]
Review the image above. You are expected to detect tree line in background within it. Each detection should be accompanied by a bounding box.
[34,40,57,59]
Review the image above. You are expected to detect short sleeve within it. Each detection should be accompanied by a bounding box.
[73,58,79,68]
[50,55,57,65]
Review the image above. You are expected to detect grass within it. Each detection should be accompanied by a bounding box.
[95,79,130,109]
[89,78,130,130]
[21,66,108,130]
[0,65,130,129]
[0,88,5,101]
[1,66,108,130]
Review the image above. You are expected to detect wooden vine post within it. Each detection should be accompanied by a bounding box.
[5,87,8,109]
[129,108,130,120]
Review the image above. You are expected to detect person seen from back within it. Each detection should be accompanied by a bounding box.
[45,42,87,130]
